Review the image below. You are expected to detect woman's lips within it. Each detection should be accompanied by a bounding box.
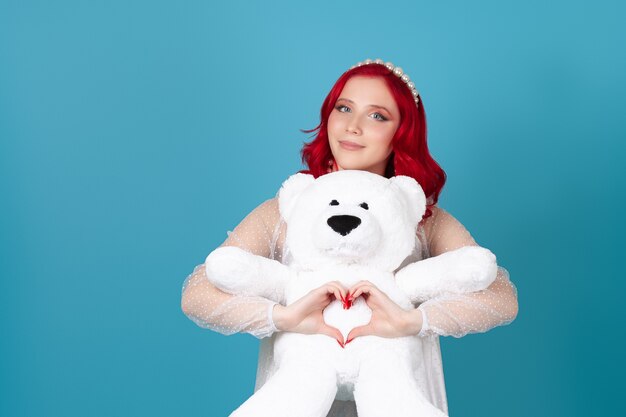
[339,140,365,150]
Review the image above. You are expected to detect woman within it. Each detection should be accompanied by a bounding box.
[181,59,519,416]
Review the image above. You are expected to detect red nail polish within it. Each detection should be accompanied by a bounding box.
[346,337,353,344]
[337,340,345,348]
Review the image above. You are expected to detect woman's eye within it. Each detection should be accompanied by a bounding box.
[360,202,369,210]
[335,105,350,113]
[371,112,388,121]
[329,199,339,206]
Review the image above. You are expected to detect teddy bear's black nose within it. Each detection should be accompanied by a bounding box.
[327,215,361,236]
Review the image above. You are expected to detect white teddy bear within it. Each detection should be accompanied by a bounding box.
[205,170,497,417]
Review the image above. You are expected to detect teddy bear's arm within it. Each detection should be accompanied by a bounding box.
[181,263,281,338]
[395,245,498,304]
[182,198,287,339]
[205,246,292,304]
[400,207,517,338]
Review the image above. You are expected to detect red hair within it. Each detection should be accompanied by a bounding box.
[299,64,446,220]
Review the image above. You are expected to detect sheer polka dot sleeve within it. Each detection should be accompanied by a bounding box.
[181,198,285,339]
[416,207,519,338]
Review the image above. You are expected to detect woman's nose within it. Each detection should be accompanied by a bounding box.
[345,116,362,135]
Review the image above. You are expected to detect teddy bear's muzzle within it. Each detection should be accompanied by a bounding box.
[327,215,361,236]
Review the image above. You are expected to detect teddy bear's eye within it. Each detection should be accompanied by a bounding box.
[359,202,369,210]
[329,200,339,206]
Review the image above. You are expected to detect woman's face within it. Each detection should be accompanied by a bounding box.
[327,76,400,176]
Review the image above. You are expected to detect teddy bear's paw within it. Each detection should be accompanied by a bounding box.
[447,246,497,291]
[205,246,259,295]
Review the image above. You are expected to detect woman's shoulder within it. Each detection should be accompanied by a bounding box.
[418,205,462,245]
[419,205,442,237]
[256,196,279,212]
[227,197,281,234]
[419,205,478,255]
[246,197,281,225]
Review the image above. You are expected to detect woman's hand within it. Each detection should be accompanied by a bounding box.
[345,280,423,343]
[273,282,348,346]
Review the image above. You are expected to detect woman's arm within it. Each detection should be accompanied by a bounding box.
[180,198,282,339]
[181,197,347,343]
[414,207,519,338]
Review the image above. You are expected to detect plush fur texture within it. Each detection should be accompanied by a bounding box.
[205,170,497,417]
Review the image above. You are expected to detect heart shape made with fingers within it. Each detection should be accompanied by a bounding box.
[323,294,371,342]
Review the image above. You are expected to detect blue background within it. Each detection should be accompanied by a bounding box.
[1,1,624,416]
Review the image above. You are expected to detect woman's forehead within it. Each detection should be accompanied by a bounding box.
[339,76,398,111]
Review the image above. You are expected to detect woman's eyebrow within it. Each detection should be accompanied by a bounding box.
[336,98,391,113]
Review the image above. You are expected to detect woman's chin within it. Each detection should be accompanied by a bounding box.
[335,158,366,171]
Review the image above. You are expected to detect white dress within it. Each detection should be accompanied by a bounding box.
[182,197,518,416]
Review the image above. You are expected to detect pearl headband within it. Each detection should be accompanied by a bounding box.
[349,58,420,106]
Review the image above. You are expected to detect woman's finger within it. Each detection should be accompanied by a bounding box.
[328,280,349,291]
[350,285,373,300]
[318,323,345,345]
[347,283,365,299]
[324,284,346,301]
[311,284,335,302]
[348,281,379,298]
[320,282,348,303]
[349,280,373,290]
[346,323,372,343]
[329,287,344,304]
[327,281,348,298]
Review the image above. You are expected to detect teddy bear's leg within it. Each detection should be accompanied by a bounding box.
[230,358,338,417]
[353,351,448,417]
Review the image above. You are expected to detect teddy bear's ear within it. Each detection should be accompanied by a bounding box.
[278,173,315,220]
[390,176,427,222]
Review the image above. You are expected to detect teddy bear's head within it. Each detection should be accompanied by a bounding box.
[278,170,426,271]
